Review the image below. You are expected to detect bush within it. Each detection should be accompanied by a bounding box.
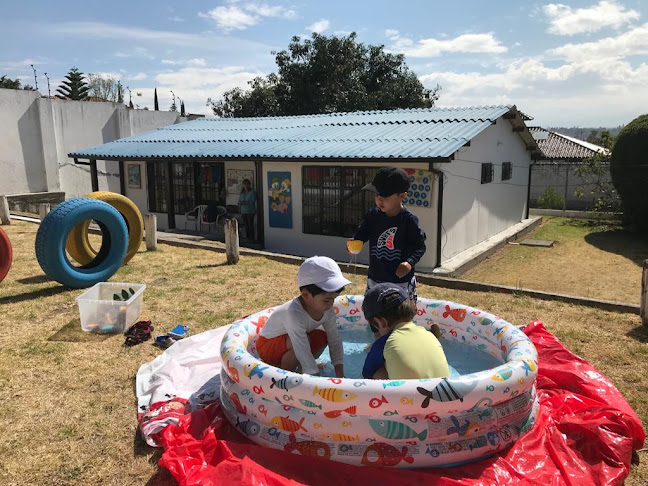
[537,187,564,210]
[610,114,648,230]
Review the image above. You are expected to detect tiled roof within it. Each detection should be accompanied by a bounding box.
[529,127,607,160]
[70,105,536,161]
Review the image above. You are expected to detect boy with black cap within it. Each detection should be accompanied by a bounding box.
[361,282,448,380]
[351,167,426,334]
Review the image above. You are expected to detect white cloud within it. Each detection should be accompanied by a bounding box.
[548,23,648,61]
[245,4,297,19]
[308,19,330,34]
[542,0,640,36]
[186,58,207,67]
[161,60,178,65]
[114,46,154,59]
[387,31,507,57]
[199,6,258,31]
[131,73,148,81]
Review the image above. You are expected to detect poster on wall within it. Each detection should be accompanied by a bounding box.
[404,169,434,208]
[127,164,141,189]
[227,169,255,194]
[268,171,292,228]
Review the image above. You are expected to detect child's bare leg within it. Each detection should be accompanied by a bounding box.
[372,366,388,380]
[280,336,299,371]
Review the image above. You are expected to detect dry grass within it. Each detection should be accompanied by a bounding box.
[462,216,648,304]
[0,220,646,486]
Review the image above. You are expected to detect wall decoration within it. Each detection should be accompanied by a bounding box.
[404,169,434,208]
[268,171,292,228]
[127,164,141,189]
[227,169,255,195]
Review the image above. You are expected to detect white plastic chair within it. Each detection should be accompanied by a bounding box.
[201,205,227,233]
[184,205,207,231]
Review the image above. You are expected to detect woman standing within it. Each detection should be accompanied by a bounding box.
[238,179,257,241]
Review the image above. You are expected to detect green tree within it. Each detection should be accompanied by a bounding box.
[208,32,440,117]
[610,114,648,230]
[0,75,35,90]
[87,73,120,101]
[56,67,89,100]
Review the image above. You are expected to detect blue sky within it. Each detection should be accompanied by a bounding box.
[2,0,646,126]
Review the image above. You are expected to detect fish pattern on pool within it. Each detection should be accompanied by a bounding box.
[218,296,539,468]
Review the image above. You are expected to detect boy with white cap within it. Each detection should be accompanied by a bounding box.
[256,256,352,377]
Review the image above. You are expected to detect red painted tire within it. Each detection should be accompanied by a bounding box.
[0,227,12,283]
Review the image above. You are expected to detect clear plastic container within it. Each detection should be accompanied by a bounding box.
[76,282,146,333]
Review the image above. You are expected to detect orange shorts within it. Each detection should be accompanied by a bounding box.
[256,329,328,367]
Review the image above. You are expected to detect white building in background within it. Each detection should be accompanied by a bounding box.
[69,105,539,272]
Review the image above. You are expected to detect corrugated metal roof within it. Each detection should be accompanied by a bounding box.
[529,127,607,160]
[71,105,527,160]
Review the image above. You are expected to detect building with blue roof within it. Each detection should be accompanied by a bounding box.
[70,105,539,272]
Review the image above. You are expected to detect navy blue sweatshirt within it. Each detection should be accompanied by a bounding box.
[353,206,426,283]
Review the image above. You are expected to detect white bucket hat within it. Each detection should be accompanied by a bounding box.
[298,256,353,292]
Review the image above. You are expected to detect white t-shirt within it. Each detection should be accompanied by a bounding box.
[259,297,343,375]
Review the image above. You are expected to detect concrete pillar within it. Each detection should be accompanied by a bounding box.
[38,203,51,220]
[225,219,240,264]
[145,213,157,251]
[0,196,10,225]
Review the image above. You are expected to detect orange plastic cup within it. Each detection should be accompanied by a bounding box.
[346,239,363,255]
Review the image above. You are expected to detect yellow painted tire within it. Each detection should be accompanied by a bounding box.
[66,191,143,265]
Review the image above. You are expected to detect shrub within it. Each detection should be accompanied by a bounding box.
[610,114,648,230]
[537,187,564,210]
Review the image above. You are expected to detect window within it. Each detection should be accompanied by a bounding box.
[173,162,196,214]
[481,163,494,184]
[147,162,168,213]
[502,162,512,181]
[199,163,225,206]
[303,166,378,237]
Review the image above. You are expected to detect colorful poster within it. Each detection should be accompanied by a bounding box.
[404,169,434,208]
[268,171,292,228]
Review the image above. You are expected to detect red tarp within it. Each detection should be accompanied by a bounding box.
[158,320,645,486]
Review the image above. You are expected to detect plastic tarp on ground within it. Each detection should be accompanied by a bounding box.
[144,320,645,485]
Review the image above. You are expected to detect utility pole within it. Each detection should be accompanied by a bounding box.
[44,72,51,97]
[30,64,38,90]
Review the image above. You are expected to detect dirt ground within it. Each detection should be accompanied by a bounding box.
[0,220,646,485]
[462,216,648,304]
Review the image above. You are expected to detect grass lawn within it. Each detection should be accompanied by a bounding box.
[0,220,646,485]
[462,216,648,304]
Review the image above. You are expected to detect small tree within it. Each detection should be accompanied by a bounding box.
[56,67,89,100]
[0,75,35,90]
[610,114,648,230]
[536,187,564,210]
[116,82,124,104]
[154,88,159,111]
[87,73,120,101]
[180,101,186,117]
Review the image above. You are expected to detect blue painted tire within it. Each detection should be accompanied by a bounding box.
[35,198,128,288]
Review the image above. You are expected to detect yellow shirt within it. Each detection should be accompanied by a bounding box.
[384,321,450,379]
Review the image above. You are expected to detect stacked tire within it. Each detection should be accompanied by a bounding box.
[36,197,130,288]
[0,227,11,283]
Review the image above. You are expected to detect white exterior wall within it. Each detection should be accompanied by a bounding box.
[0,88,182,198]
[440,118,531,261]
[261,161,438,272]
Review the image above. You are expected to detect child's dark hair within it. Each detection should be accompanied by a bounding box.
[374,298,417,326]
[300,284,345,296]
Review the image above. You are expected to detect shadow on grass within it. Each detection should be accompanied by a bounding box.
[584,228,648,266]
[17,274,53,284]
[196,262,231,269]
[0,285,69,305]
[48,318,113,342]
[133,429,177,485]
[626,324,648,344]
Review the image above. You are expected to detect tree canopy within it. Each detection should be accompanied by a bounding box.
[1,75,35,90]
[87,74,123,102]
[208,32,440,117]
[57,67,89,100]
[610,114,648,230]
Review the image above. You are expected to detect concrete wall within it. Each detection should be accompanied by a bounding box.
[530,161,613,210]
[440,117,531,261]
[0,88,183,198]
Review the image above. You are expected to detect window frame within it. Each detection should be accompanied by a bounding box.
[481,162,494,184]
[501,162,512,181]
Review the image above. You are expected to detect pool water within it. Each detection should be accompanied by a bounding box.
[318,326,502,379]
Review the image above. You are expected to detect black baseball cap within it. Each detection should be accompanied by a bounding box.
[362,167,410,197]
[362,282,409,320]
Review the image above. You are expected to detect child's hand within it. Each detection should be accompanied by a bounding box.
[395,261,411,278]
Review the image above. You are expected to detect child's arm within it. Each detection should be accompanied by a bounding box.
[351,209,373,242]
[286,325,320,375]
[362,334,389,379]
[398,214,426,274]
[323,315,345,378]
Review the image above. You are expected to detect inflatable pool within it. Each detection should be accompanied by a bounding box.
[219,296,539,468]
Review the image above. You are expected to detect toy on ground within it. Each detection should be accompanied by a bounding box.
[77,282,147,333]
[66,191,143,266]
[0,226,12,283]
[36,198,128,288]
[219,296,538,468]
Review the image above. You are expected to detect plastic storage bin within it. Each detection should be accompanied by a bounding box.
[77,282,146,333]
